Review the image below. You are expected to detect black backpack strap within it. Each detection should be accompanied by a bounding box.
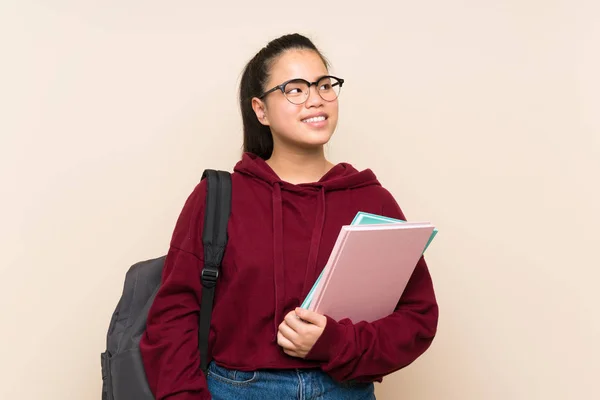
[199,169,232,374]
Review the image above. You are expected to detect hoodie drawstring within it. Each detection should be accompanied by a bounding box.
[301,186,326,296]
[272,183,285,340]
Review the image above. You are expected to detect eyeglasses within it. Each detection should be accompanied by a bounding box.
[258,75,344,105]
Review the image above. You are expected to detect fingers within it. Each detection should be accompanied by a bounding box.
[284,311,306,333]
[276,330,295,350]
[295,308,327,327]
[278,310,325,360]
[278,321,300,343]
[283,348,300,357]
[277,330,298,356]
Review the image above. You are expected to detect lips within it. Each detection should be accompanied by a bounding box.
[301,113,328,123]
[302,116,326,123]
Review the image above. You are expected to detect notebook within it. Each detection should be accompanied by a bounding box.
[300,212,437,312]
[304,222,434,323]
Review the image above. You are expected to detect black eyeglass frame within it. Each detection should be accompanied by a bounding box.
[257,75,345,104]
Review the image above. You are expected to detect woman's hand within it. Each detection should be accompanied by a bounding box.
[277,308,327,358]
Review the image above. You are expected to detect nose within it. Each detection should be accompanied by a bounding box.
[304,84,324,108]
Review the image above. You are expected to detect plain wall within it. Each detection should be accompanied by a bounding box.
[1,1,599,399]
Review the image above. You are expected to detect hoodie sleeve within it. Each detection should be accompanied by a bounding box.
[305,188,439,382]
[139,182,212,400]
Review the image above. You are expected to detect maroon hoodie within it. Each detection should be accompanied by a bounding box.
[140,153,438,400]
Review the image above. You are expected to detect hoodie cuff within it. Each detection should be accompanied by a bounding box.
[305,315,347,362]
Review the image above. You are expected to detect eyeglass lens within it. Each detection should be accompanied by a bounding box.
[283,77,342,104]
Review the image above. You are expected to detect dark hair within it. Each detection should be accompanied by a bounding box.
[239,33,330,160]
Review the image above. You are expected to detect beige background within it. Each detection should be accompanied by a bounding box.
[1,1,599,399]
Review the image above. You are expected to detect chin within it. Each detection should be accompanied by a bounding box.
[289,135,332,151]
[303,132,334,147]
[303,125,335,141]
[275,125,335,150]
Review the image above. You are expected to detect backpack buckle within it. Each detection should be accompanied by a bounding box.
[201,267,219,288]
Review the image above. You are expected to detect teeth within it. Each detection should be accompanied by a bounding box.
[303,116,326,123]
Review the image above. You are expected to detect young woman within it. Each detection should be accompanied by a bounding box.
[140,33,438,400]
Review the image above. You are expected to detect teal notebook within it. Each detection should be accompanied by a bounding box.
[300,211,438,309]
[351,212,438,252]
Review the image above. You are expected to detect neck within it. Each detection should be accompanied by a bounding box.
[266,146,334,185]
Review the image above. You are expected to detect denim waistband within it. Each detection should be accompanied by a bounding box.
[206,361,376,400]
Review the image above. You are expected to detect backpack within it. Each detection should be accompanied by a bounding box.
[101,169,232,400]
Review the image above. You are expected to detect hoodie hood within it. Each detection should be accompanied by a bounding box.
[234,152,381,338]
[234,152,380,191]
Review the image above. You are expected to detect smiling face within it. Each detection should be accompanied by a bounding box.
[251,49,339,154]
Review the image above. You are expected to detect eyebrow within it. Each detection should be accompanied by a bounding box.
[287,74,330,83]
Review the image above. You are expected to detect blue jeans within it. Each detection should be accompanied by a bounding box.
[207,362,376,400]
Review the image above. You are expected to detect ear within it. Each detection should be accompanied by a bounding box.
[251,97,270,126]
